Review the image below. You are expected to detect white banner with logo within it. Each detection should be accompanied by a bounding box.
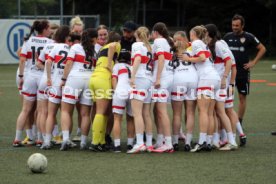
[0,19,60,64]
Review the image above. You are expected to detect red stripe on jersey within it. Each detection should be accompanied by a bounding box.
[48,56,54,61]
[197,87,213,91]
[219,94,227,97]
[171,92,184,96]
[154,52,173,61]
[112,75,118,78]
[64,94,78,100]
[232,64,236,67]
[112,106,125,110]
[38,90,46,94]
[225,99,233,103]
[68,54,90,64]
[118,68,128,75]
[131,90,146,96]
[21,92,36,97]
[20,52,32,59]
[37,59,43,63]
[195,51,211,59]
[18,87,22,90]
[49,92,62,99]
[214,57,224,64]
[54,55,63,63]
[132,55,150,64]
[153,93,167,97]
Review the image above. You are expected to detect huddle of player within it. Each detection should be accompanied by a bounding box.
[13,17,247,153]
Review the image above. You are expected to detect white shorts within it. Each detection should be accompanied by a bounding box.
[48,78,62,104]
[21,74,42,101]
[225,87,235,109]
[62,76,92,106]
[37,74,49,101]
[152,76,173,103]
[112,91,132,116]
[197,79,220,100]
[171,81,198,101]
[129,77,152,103]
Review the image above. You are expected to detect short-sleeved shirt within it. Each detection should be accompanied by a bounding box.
[223,31,260,78]
[131,42,153,81]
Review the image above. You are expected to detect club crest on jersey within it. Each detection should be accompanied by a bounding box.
[240,37,246,43]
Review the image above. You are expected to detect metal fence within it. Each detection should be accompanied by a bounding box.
[12,15,100,28]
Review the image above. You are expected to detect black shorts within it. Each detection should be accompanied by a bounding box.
[236,76,250,95]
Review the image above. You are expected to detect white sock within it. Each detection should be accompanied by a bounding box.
[198,133,207,145]
[62,130,70,142]
[179,125,184,134]
[42,134,46,141]
[146,134,153,146]
[136,134,144,145]
[52,125,59,137]
[213,132,220,145]
[76,127,81,136]
[233,134,236,140]
[32,124,37,139]
[37,132,43,141]
[156,134,164,145]
[165,136,172,147]
[127,138,134,146]
[45,134,52,145]
[220,129,228,142]
[185,133,193,145]
[114,139,120,147]
[236,122,245,135]
[26,129,33,140]
[207,135,213,145]
[15,130,22,141]
[81,135,87,145]
[227,132,236,145]
[172,135,179,145]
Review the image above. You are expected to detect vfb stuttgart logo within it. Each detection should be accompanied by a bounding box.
[7,23,31,59]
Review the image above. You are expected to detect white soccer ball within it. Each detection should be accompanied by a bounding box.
[272,64,276,70]
[27,153,47,173]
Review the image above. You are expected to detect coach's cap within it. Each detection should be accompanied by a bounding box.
[122,21,138,32]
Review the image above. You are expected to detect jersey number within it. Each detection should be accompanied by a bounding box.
[57,50,68,69]
[31,46,43,65]
[146,52,153,72]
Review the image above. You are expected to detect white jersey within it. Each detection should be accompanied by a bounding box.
[191,40,220,80]
[131,42,153,81]
[38,42,56,76]
[95,43,102,55]
[48,43,70,81]
[173,46,198,83]
[152,38,174,81]
[112,63,131,92]
[20,36,53,76]
[214,40,236,78]
[67,43,95,78]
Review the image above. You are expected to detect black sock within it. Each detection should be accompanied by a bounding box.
[239,118,243,125]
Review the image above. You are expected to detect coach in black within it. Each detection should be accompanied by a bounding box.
[224,14,266,125]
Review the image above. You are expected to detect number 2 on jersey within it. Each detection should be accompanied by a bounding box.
[57,50,68,69]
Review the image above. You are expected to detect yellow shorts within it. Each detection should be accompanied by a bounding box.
[89,73,112,100]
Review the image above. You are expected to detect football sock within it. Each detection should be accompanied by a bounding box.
[185,133,193,145]
[146,133,153,146]
[114,139,120,147]
[236,122,245,135]
[172,134,179,145]
[62,130,70,142]
[165,136,172,147]
[127,138,134,146]
[44,134,52,145]
[26,129,33,140]
[76,127,81,136]
[212,132,220,145]
[32,124,37,139]
[220,129,228,142]
[198,133,207,145]
[37,132,43,141]
[92,114,107,145]
[136,134,144,145]
[156,134,164,145]
[207,135,213,145]
[81,135,87,145]
[52,125,59,137]
[15,130,22,141]
[227,132,236,145]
